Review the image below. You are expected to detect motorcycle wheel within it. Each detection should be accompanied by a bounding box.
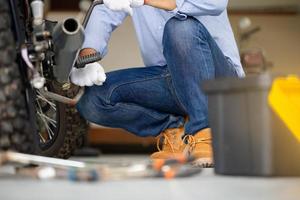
[35,82,88,158]
[0,0,88,158]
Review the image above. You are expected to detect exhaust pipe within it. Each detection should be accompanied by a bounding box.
[52,18,84,83]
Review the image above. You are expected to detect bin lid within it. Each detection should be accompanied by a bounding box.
[202,73,274,93]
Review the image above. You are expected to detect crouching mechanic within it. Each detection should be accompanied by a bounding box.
[70,0,244,167]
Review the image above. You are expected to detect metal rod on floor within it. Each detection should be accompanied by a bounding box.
[1,151,86,168]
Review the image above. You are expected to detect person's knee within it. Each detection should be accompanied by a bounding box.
[76,86,108,122]
[163,17,208,50]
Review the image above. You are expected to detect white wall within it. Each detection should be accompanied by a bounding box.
[100,18,144,71]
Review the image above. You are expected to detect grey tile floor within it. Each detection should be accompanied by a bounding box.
[0,155,299,200]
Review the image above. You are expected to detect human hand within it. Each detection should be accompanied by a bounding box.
[103,0,144,15]
[70,62,106,87]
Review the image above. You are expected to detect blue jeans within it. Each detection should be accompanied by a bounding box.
[76,16,238,137]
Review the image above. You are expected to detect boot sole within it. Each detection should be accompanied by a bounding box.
[193,157,214,168]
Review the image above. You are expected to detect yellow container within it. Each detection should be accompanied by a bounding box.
[268,75,300,142]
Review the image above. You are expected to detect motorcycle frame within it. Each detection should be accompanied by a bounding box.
[7,0,105,106]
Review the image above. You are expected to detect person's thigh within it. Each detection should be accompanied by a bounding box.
[163,16,238,79]
[94,65,186,116]
[196,21,238,78]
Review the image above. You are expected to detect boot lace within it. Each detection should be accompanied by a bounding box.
[156,133,175,153]
[182,135,211,154]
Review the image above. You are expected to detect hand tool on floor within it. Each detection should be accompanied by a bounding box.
[0,151,202,182]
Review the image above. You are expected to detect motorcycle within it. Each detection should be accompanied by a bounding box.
[0,0,103,158]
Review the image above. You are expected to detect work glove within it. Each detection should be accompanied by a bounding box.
[103,0,144,15]
[70,62,106,87]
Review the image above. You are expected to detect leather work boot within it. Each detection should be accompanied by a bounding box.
[184,128,214,168]
[150,127,185,160]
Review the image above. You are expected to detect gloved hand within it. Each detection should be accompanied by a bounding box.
[103,0,144,15]
[70,62,106,87]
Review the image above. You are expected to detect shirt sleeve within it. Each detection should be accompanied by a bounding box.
[82,5,128,58]
[170,0,228,16]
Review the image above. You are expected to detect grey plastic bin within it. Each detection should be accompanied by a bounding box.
[202,73,300,176]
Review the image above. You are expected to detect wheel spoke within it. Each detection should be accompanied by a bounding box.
[35,94,58,143]
[36,90,57,111]
[37,111,53,140]
[37,111,57,128]
[39,134,47,143]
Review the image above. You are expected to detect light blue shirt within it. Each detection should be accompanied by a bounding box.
[83,0,245,77]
